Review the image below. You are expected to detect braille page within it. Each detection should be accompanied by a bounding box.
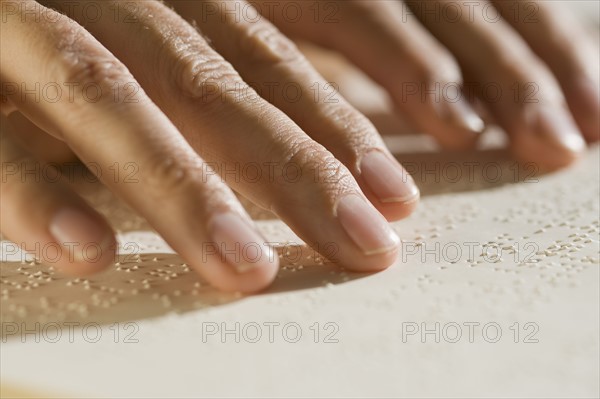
[1,146,598,398]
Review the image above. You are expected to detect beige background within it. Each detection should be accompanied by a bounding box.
[1,1,599,397]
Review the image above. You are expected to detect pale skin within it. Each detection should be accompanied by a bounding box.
[0,0,598,292]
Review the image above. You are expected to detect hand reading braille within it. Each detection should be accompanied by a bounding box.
[1,0,597,292]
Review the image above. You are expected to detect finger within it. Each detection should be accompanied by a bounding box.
[0,117,116,275]
[492,0,600,142]
[169,0,419,221]
[259,0,486,150]
[408,0,585,170]
[59,0,401,271]
[1,1,278,292]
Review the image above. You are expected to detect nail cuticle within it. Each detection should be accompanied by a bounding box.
[359,150,420,204]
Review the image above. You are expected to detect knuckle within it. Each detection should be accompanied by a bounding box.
[279,138,352,190]
[60,56,138,125]
[174,54,235,96]
[140,155,198,200]
[170,51,255,108]
[322,104,379,142]
[138,152,235,218]
[59,50,138,112]
[55,23,134,90]
[48,15,88,55]
[65,57,133,91]
[154,28,257,108]
[284,139,325,168]
[43,20,144,125]
[239,23,304,67]
[320,104,382,158]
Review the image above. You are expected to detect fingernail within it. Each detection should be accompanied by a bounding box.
[336,194,400,256]
[50,208,112,262]
[360,150,420,203]
[437,86,485,133]
[536,106,585,153]
[209,212,277,273]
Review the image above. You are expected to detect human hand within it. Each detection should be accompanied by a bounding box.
[258,0,599,168]
[1,0,420,292]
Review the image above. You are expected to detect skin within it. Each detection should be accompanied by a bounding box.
[0,0,598,292]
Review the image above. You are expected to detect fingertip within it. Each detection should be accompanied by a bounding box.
[339,243,400,273]
[435,91,486,149]
[192,247,280,294]
[188,212,280,293]
[508,104,586,171]
[359,150,420,207]
[373,195,420,222]
[357,150,420,221]
[49,208,117,276]
[511,133,582,172]
[54,233,118,277]
[208,262,279,294]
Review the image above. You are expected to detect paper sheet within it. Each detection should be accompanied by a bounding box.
[1,145,598,398]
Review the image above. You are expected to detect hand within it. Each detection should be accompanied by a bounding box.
[0,0,420,292]
[259,0,599,168]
